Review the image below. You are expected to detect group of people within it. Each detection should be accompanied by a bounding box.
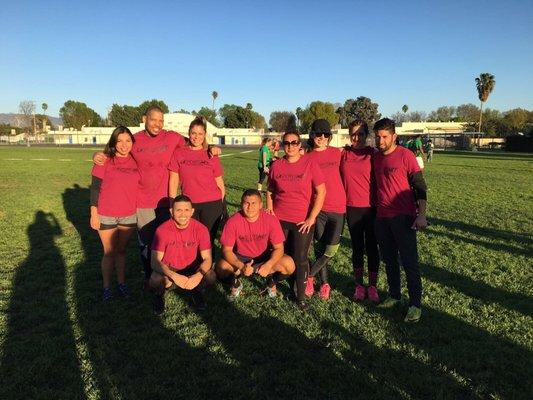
[89,105,428,323]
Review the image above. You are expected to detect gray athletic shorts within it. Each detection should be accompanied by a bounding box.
[99,214,137,230]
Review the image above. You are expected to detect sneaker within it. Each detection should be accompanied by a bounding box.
[319,283,331,300]
[353,285,366,301]
[153,293,165,315]
[379,297,401,309]
[266,284,277,298]
[404,306,422,323]
[118,283,131,299]
[190,290,206,311]
[305,276,315,297]
[229,280,243,301]
[367,286,380,303]
[102,287,113,302]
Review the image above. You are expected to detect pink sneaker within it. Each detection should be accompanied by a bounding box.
[305,276,315,297]
[367,286,380,303]
[353,285,366,301]
[319,283,331,300]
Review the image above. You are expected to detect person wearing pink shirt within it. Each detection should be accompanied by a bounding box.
[168,116,225,243]
[90,126,139,301]
[149,195,216,314]
[340,120,380,303]
[266,132,326,311]
[93,107,221,287]
[216,189,295,300]
[373,118,428,323]
[304,119,346,300]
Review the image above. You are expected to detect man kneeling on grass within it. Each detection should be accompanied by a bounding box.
[216,189,295,300]
[150,195,216,314]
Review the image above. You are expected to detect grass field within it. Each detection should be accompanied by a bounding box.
[0,146,532,400]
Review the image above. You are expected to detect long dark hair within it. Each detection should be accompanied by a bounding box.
[104,126,134,157]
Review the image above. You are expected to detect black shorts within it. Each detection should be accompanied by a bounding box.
[235,250,271,273]
[167,259,202,290]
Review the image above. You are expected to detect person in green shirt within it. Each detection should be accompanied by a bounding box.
[257,138,273,191]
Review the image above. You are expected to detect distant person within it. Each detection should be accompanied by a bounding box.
[340,120,380,302]
[408,135,425,170]
[257,137,273,191]
[90,126,139,301]
[168,116,225,243]
[304,119,346,300]
[425,139,434,162]
[93,107,221,288]
[271,139,281,159]
[216,189,295,299]
[149,195,216,314]
[373,118,428,323]
[266,131,326,310]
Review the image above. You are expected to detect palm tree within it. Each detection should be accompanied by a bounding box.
[475,73,495,133]
[402,104,408,114]
[41,103,48,132]
[211,91,218,112]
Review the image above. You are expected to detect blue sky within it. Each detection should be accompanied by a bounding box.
[1,0,532,121]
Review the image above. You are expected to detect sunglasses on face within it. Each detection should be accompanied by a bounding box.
[282,140,301,147]
[314,132,331,138]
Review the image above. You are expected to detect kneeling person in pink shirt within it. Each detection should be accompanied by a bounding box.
[216,189,295,300]
[149,195,216,314]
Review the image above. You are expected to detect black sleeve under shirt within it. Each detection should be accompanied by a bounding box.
[408,171,427,201]
[90,176,102,207]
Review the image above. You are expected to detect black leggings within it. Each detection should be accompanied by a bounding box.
[346,207,380,285]
[310,211,344,283]
[192,199,224,244]
[280,220,314,301]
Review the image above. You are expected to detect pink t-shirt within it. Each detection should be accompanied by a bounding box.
[373,146,421,218]
[91,155,139,217]
[168,147,223,203]
[152,218,211,271]
[132,130,186,208]
[268,155,325,223]
[307,147,346,213]
[340,146,376,208]
[220,210,285,258]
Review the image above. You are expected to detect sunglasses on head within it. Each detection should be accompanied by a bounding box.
[282,140,301,146]
[314,132,332,138]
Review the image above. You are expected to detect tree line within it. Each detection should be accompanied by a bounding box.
[11,73,533,137]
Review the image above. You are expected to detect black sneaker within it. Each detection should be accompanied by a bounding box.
[190,290,206,311]
[118,283,131,299]
[102,287,113,302]
[153,293,165,315]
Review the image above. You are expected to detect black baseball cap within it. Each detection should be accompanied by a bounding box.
[310,119,332,136]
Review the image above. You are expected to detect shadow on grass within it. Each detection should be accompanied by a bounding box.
[429,217,532,247]
[0,211,86,399]
[63,185,238,398]
[426,219,532,258]
[61,185,391,398]
[422,263,533,318]
[364,302,533,399]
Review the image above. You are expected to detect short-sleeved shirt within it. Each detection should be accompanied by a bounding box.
[268,155,325,223]
[340,146,376,208]
[91,155,139,217]
[257,145,272,168]
[168,147,223,204]
[132,130,186,209]
[220,210,285,258]
[307,146,346,213]
[151,218,211,271]
[373,146,421,218]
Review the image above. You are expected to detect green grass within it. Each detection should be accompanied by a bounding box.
[0,146,532,399]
